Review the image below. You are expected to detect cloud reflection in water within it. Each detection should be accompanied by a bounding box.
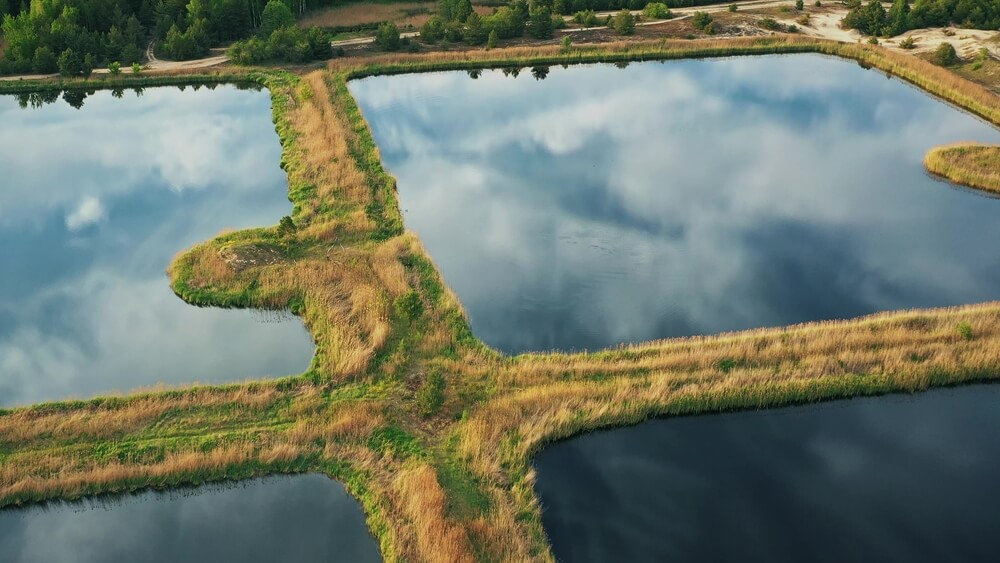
[0,86,315,407]
[351,55,1000,354]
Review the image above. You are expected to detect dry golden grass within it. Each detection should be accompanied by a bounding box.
[394,465,476,563]
[0,385,279,445]
[2,444,258,501]
[288,402,386,444]
[925,143,1000,193]
[288,72,371,232]
[4,36,1000,562]
[373,237,414,296]
[301,2,434,28]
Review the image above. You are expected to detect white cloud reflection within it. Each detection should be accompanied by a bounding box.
[351,54,1000,354]
[0,87,314,407]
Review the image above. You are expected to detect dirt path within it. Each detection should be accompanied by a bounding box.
[0,41,229,82]
[0,73,58,82]
[140,41,229,72]
[333,31,420,47]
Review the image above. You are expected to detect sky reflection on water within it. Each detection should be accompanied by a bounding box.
[351,55,1000,355]
[533,385,1000,563]
[0,474,381,563]
[0,86,315,407]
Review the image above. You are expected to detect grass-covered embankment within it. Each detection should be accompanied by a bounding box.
[925,143,1000,194]
[2,36,1000,562]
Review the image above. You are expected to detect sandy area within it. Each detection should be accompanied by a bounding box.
[777,7,1000,60]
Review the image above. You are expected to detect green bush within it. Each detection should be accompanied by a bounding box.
[728,4,738,12]
[957,322,974,341]
[933,42,958,66]
[229,27,331,65]
[691,11,713,31]
[108,61,121,75]
[464,12,486,45]
[528,6,554,39]
[796,0,804,10]
[611,9,636,35]
[421,15,446,43]
[32,46,57,74]
[573,9,600,26]
[259,0,295,38]
[277,216,296,237]
[759,17,782,31]
[642,2,672,19]
[376,21,402,51]
[163,20,210,60]
[57,48,83,77]
[416,370,447,417]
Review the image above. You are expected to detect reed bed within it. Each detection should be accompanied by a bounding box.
[2,36,1000,561]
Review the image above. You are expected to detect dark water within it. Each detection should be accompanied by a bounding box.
[351,55,1000,355]
[0,474,382,562]
[0,87,315,407]
[534,385,1000,562]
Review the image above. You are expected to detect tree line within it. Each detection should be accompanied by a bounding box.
[0,0,338,75]
[398,0,742,50]
[416,0,556,47]
[843,0,999,37]
[227,0,333,64]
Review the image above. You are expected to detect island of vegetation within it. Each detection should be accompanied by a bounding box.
[925,143,1000,194]
[2,0,1000,560]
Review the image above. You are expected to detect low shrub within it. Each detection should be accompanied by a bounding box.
[642,2,673,19]
[933,42,958,66]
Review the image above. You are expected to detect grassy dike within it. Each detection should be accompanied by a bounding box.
[2,36,1000,561]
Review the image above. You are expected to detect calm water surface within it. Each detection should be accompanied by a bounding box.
[0,87,315,406]
[0,474,381,562]
[351,55,1000,354]
[534,385,1000,562]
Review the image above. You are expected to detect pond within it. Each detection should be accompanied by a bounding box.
[0,474,382,562]
[533,385,1000,562]
[0,86,315,407]
[351,54,1000,355]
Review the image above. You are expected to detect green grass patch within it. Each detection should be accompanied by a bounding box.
[366,426,423,458]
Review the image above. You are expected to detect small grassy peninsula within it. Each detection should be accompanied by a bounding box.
[925,143,1000,194]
